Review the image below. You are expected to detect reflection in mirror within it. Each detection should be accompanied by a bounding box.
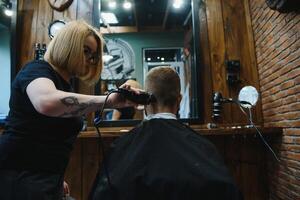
[97,0,200,123]
[0,0,17,125]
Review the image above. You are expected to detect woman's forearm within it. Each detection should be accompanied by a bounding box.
[49,91,107,117]
[26,78,110,117]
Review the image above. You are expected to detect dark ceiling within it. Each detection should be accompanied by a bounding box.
[100,0,192,32]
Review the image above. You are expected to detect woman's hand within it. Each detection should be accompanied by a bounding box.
[106,84,140,109]
[63,181,70,196]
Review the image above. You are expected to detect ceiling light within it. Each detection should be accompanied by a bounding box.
[1,1,13,17]
[103,55,113,63]
[4,8,13,16]
[100,12,118,24]
[123,1,132,10]
[108,1,116,9]
[173,0,183,9]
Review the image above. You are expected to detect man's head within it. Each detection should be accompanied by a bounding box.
[145,66,181,114]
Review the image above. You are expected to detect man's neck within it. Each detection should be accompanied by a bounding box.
[146,105,177,116]
[145,112,177,120]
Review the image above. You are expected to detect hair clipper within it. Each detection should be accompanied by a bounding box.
[117,88,155,105]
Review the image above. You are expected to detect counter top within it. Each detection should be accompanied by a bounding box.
[0,124,283,138]
[78,125,283,138]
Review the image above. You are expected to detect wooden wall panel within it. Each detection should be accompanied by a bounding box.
[64,140,82,200]
[221,0,244,123]
[198,1,213,123]
[221,0,262,124]
[205,0,232,123]
[207,134,271,199]
[36,0,52,45]
[82,138,100,199]
[65,0,78,21]
[18,0,38,70]
[202,0,262,125]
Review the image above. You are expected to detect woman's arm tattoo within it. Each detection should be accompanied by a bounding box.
[59,96,99,117]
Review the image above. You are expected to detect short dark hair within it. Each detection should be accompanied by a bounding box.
[145,66,180,107]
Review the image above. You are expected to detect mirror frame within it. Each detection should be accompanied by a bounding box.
[10,0,18,80]
[0,0,18,127]
[96,0,203,127]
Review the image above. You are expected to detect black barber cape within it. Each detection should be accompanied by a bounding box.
[90,119,243,200]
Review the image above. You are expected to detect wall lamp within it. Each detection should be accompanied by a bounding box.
[1,0,13,17]
[212,86,259,120]
[212,86,280,163]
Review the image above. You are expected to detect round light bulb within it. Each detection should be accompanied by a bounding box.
[123,1,132,9]
[4,9,13,17]
[108,1,116,9]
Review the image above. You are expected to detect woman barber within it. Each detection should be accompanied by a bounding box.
[0,20,136,200]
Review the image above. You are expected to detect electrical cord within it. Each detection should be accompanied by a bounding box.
[235,102,280,162]
[93,90,118,191]
[236,103,300,180]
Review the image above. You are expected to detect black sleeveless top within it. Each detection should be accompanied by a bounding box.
[0,60,83,173]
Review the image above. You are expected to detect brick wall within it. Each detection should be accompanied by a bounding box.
[249,0,300,199]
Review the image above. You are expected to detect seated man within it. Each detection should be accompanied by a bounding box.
[89,66,243,200]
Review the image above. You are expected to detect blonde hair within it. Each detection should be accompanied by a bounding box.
[145,66,181,107]
[44,20,103,85]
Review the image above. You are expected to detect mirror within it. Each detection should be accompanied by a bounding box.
[238,86,259,108]
[96,0,201,124]
[0,0,17,125]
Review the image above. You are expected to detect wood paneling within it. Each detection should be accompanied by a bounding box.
[64,140,82,200]
[201,0,262,125]
[198,0,213,123]
[82,138,100,199]
[205,0,230,123]
[65,137,117,200]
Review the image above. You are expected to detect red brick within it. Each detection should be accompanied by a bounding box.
[295,76,300,85]
[282,95,297,105]
[280,80,295,90]
[284,152,300,162]
[280,144,300,152]
[283,102,300,112]
[250,2,300,199]
[287,68,300,80]
[284,129,300,136]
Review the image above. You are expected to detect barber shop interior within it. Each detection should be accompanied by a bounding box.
[0,0,299,199]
